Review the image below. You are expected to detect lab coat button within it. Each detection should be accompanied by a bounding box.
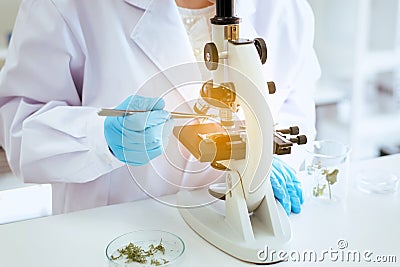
[185,18,194,25]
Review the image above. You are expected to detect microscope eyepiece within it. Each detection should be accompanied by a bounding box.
[216,0,234,17]
[211,0,240,25]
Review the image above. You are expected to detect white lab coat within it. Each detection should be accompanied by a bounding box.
[0,0,320,214]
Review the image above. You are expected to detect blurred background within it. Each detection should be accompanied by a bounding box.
[0,0,399,223]
[308,0,400,160]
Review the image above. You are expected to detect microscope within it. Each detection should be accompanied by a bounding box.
[174,0,307,263]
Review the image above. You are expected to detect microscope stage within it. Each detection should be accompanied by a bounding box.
[173,122,246,163]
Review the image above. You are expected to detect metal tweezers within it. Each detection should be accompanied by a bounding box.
[97,108,217,119]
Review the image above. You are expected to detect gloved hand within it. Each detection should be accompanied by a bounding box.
[104,95,173,166]
[270,157,304,215]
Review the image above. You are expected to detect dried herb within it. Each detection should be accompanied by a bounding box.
[147,241,166,256]
[313,184,326,197]
[312,164,339,199]
[150,259,161,266]
[111,239,169,266]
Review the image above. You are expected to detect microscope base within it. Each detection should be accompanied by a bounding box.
[178,189,291,264]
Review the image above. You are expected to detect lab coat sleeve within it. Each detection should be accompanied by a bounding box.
[0,0,123,183]
[252,0,321,169]
[274,0,320,138]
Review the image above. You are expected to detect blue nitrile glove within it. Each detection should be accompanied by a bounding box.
[104,95,173,166]
[270,157,304,215]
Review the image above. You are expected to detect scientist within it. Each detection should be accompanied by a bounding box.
[0,0,320,215]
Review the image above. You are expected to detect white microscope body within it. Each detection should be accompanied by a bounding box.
[175,0,305,263]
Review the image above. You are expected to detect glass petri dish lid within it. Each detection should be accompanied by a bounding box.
[357,168,399,194]
[106,230,185,266]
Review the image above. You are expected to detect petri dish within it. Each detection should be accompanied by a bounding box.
[106,230,185,267]
[357,169,399,194]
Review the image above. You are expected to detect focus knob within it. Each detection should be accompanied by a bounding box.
[290,135,307,145]
[267,81,276,94]
[276,126,299,135]
[254,38,267,64]
[204,42,219,71]
[289,126,299,135]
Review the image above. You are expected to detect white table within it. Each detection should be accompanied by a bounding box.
[0,173,52,224]
[0,155,399,266]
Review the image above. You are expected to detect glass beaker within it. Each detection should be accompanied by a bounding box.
[304,140,351,202]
